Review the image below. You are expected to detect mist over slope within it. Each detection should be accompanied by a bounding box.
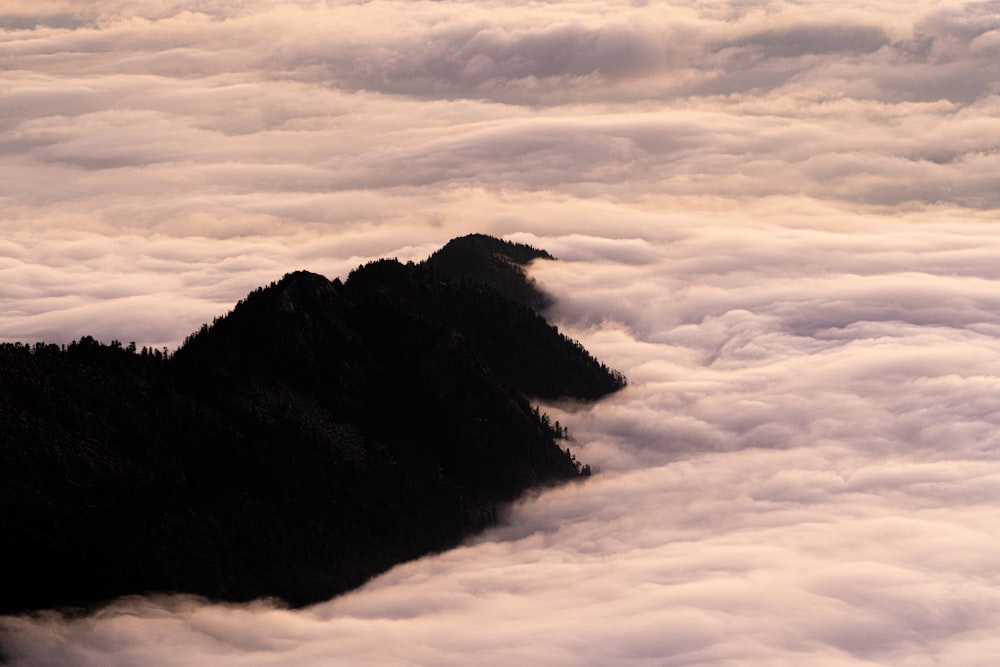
[0,235,623,615]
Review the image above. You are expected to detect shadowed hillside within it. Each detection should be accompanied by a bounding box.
[0,235,625,615]
[424,233,555,311]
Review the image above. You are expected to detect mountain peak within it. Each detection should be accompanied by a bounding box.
[424,234,555,310]
[435,233,555,264]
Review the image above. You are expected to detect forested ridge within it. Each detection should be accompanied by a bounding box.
[0,235,625,615]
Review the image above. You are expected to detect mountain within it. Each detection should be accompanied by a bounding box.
[0,235,626,615]
[424,233,555,310]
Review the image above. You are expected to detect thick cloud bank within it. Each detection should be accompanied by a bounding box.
[2,0,999,349]
[7,222,1000,665]
[4,0,1000,665]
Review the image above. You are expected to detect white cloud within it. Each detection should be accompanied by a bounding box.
[4,1,1000,664]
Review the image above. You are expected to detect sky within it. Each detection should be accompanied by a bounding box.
[3,0,1000,664]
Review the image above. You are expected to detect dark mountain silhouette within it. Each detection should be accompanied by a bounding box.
[0,235,625,615]
[424,233,555,310]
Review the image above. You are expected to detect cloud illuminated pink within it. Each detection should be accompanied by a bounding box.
[4,1,1000,665]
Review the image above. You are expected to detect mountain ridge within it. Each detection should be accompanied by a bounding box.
[0,235,625,615]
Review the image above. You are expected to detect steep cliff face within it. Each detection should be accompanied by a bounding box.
[0,236,625,615]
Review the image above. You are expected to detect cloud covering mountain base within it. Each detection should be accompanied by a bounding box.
[7,214,1000,665]
[3,0,1000,664]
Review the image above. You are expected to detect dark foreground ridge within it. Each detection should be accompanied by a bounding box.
[0,234,626,615]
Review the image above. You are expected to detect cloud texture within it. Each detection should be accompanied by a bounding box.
[4,1,1000,665]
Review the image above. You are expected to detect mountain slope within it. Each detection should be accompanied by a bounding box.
[0,236,625,614]
[424,232,555,310]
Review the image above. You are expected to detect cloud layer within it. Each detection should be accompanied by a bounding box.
[4,1,1000,665]
[2,0,999,349]
[7,221,1000,665]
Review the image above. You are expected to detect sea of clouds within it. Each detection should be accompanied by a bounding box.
[3,0,1000,664]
